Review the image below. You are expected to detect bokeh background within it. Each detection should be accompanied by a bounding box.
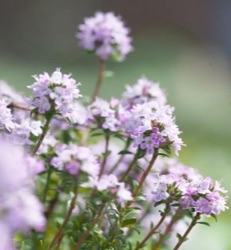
[1,1,231,249]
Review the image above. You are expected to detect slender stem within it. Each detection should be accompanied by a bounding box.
[91,59,105,102]
[80,59,105,146]
[8,102,32,111]
[109,154,124,174]
[173,213,200,250]
[109,138,132,174]
[42,166,52,203]
[72,204,105,250]
[153,207,183,250]
[126,205,152,238]
[135,205,170,250]
[45,185,63,219]
[133,150,158,197]
[32,117,52,155]
[120,153,138,182]
[47,183,78,250]
[99,133,110,179]
[126,150,158,208]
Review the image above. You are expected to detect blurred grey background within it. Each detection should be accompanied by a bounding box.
[1,1,231,249]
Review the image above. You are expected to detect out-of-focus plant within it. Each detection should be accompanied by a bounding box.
[0,11,228,250]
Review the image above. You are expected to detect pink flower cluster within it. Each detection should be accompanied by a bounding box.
[86,77,183,155]
[146,158,228,216]
[123,100,183,155]
[121,77,167,109]
[28,68,82,121]
[0,99,14,131]
[51,144,100,177]
[86,174,133,203]
[0,81,43,146]
[88,97,122,131]
[77,12,132,61]
[0,139,45,249]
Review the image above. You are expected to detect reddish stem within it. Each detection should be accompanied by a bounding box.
[173,213,200,250]
[91,59,105,102]
[47,184,78,250]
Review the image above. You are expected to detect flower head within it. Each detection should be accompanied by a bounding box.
[87,97,122,131]
[84,174,132,203]
[123,101,183,155]
[28,68,82,120]
[77,12,132,61]
[147,158,228,217]
[121,77,167,109]
[51,144,100,177]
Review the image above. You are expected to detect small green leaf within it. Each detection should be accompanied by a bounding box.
[211,214,218,222]
[118,150,133,155]
[131,206,142,211]
[123,211,137,221]
[158,152,169,157]
[121,218,136,227]
[176,233,183,240]
[136,148,146,159]
[91,132,103,137]
[113,133,125,141]
[197,221,210,227]
[135,195,146,202]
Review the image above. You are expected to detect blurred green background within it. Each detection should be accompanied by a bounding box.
[1,1,231,249]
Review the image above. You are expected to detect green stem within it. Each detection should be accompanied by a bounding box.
[120,152,138,182]
[72,204,105,250]
[134,150,158,197]
[99,133,110,179]
[135,205,170,250]
[126,150,159,208]
[42,166,52,203]
[32,117,52,155]
[109,154,124,174]
[109,138,132,174]
[153,207,183,250]
[91,59,105,102]
[173,213,201,250]
[45,185,63,219]
[47,182,79,250]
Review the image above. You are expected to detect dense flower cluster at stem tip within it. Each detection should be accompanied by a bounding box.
[0,10,228,250]
[28,68,82,121]
[147,158,228,216]
[77,12,132,61]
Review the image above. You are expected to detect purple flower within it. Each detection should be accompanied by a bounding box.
[84,174,132,203]
[26,156,45,175]
[144,158,228,217]
[122,101,183,155]
[121,77,167,109]
[179,177,228,216]
[28,68,82,120]
[152,182,169,202]
[65,161,81,175]
[51,144,100,177]
[33,96,51,113]
[139,128,167,154]
[87,97,122,131]
[36,133,57,155]
[7,119,42,146]
[77,12,132,61]
[0,100,14,131]
[0,139,46,248]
